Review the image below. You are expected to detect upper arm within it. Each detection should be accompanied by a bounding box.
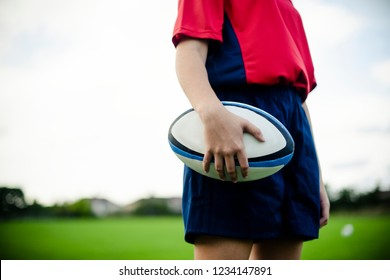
[176,38,209,64]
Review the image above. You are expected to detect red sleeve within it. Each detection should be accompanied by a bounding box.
[172,0,224,47]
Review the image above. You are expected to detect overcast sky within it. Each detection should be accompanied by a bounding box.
[0,0,389,205]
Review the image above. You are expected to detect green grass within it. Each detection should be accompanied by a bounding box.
[302,214,390,260]
[0,214,389,260]
[0,217,193,260]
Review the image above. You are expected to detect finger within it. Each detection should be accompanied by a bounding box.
[320,216,329,228]
[236,151,249,178]
[319,207,330,228]
[214,154,225,181]
[224,155,237,183]
[237,156,249,178]
[243,121,265,142]
[203,151,212,173]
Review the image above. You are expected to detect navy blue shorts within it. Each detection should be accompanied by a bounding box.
[181,86,320,244]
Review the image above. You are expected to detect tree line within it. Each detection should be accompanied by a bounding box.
[1,184,389,220]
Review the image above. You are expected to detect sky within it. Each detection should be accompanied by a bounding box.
[0,0,389,206]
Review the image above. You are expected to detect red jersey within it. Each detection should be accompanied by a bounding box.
[172,0,316,99]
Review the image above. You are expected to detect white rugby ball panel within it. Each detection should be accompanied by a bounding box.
[170,109,205,155]
[170,106,287,159]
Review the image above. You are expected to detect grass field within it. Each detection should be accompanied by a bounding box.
[1,214,389,260]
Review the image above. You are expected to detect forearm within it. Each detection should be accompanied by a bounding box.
[175,39,223,120]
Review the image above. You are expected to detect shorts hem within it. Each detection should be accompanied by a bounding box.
[184,230,318,244]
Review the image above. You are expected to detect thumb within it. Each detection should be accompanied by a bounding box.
[243,121,265,142]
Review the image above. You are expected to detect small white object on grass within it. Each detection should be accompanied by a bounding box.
[341,224,354,237]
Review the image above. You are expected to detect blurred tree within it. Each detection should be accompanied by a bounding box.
[25,200,50,217]
[131,197,172,216]
[67,199,93,217]
[0,187,27,219]
[330,182,390,213]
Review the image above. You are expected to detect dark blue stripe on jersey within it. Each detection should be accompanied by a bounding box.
[206,15,246,88]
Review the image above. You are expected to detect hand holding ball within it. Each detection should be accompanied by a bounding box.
[168,101,294,182]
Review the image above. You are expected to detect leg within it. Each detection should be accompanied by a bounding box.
[194,235,253,260]
[249,239,303,260]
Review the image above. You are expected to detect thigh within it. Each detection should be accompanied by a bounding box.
[194,235,253,260]
[249,239,303,260]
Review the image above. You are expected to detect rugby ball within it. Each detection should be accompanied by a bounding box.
[168,101,294,182]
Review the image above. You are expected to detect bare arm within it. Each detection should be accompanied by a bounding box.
[175,38,264,182]
[302,102,330,228]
